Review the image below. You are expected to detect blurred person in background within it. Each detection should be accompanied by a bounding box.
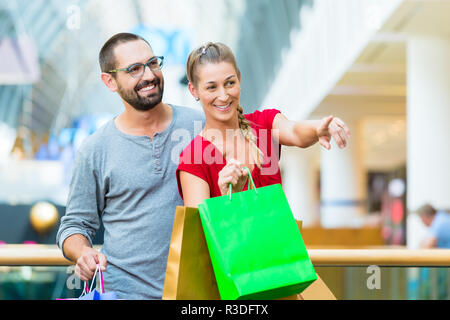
[418,203,450,248]
[417,203,450,300]
[56,33,204,299]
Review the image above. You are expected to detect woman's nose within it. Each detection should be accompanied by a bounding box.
[217,88,229,101]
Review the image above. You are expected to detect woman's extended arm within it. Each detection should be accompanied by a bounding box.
[272,113,351,149]
[179,171,211,208]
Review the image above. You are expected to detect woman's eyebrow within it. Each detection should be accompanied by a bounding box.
[205,75,236,84]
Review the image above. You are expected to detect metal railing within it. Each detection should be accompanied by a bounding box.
[1,244,450,267]
[1,245,449,300]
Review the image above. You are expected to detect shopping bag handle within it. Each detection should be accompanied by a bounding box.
[228,166,257,200]
[79,264,105,297]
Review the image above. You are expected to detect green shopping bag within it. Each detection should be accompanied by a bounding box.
[198,168,317,300]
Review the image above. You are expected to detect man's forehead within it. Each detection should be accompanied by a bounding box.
[114,40,154,66]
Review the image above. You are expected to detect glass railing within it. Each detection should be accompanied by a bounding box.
[0,245,449,300]
[0,266,82,300]
[316,266,449,300]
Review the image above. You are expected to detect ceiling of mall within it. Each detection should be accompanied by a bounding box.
[0,0,311,139]
[310,1,450,171]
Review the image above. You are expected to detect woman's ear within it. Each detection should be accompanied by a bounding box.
[101,72,118,92]
[188,82,199,101]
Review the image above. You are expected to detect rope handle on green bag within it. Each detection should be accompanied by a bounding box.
[228,166,257,200]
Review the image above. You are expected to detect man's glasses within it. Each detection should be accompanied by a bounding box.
[108,56,164,78]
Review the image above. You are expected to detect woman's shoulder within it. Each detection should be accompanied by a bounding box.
[181,135,207,152]
[179,135,226,170]
[244,108,281,129]
[179,135,209,163]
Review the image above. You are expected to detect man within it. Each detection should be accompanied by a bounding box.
[56,33,204,299]
[417,203,450,248]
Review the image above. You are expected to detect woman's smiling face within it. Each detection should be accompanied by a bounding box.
[190,61,241,126]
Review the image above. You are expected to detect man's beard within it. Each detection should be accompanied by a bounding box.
[118,78,164,111]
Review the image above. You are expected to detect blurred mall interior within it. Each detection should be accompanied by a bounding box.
[0,0,449,300]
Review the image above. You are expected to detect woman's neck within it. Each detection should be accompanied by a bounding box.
[201,117,240,142]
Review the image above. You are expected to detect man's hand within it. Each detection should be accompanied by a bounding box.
[75,246,107,281]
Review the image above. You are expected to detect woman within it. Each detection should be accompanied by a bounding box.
[177,42,350,207]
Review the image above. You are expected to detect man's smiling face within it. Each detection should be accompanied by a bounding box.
[113,39,164,111]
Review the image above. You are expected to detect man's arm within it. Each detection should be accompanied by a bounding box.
[63,233,107,281]
[56,148,106,281]
[63,233,92,262]
[420,236,438,248]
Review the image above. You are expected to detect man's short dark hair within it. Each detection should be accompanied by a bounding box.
[99,33,151,74]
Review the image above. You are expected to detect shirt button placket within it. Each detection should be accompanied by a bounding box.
[153,136,162,174]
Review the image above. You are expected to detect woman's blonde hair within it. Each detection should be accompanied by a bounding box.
[186,42,263,168]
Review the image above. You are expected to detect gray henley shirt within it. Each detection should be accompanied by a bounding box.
[56,105,204,299]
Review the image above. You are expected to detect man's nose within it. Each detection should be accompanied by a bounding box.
[141,65,157,81]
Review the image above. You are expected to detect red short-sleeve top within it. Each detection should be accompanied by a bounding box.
[176,108,282,199]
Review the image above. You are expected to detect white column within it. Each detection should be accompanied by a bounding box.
[281,146,319,227]
[406,36,450,248]
[320,119,366,228]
